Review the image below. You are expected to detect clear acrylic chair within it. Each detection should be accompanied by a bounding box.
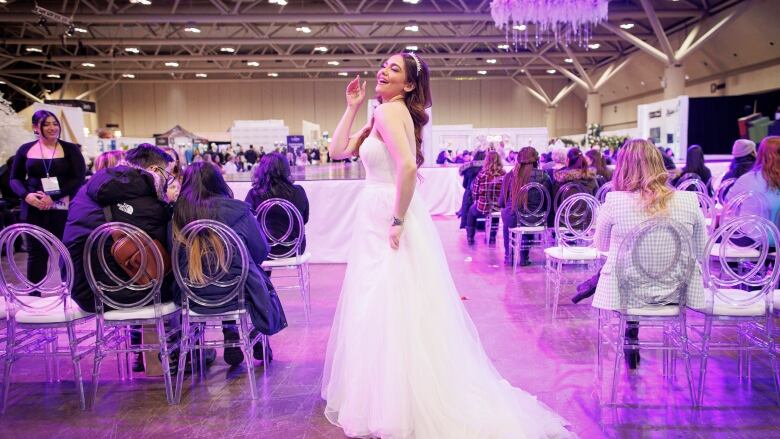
[710,191,770,264]
[0,224,94,413]
[596,217,697,406]
[715,177,736,207]
[553,181,587,215]
[676,176,709,195]
[507,182,551,271]
[544,193,601,319]
[690,215,780,406]
[694,191,717,233]
[84,222,181,407]
[595,181,613,205]
[256,198,311,322]
[172,219,267,403]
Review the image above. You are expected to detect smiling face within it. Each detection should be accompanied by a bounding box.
[375,54,414,102]
[39,116,60,141]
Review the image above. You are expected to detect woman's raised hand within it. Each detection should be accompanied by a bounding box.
[346,75,367,109]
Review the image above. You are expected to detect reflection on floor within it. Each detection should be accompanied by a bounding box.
[1,216,779,438]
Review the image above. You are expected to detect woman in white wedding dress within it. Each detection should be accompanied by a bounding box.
[322,53,573,439]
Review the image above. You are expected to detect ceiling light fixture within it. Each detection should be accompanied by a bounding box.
[269,0,288,5]
[494,1,608,46]
[184,26,201,33]
[220,47,236,53]
[486,58,497,64]
[73,27,88,33]
[402,0,420,4]
[196,73,208,78]
[327,61,340,66]
[82,62,96,67]
[338,72,348,76]
[314,46,328,52]
[165,62,179,67]
[246,61,260,67]
[619,23,635,30]
[47,74,61,78]
[588,43,600,49]
[477,70,487,75]
[564,58,573,63]
[404,24,419,32]
[497,44,510,50]
[267,73,279,77]
[405,45,418,51]
[25,47,43,53]
[296,26,312,33]
[513,24,527,31]
[122,74,135,78]
[547,69,556,74]
[129,0,152,5]
[125,47,140,54]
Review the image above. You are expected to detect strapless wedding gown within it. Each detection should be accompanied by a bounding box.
[322,137,573,438]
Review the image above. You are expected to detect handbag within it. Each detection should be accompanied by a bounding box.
[103,206,171,285]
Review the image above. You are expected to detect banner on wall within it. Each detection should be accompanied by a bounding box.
[637,96,689,160]
[287,135,304,153]
[31,103,86,146]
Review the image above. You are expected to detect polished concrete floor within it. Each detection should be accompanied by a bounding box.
[1,216,779,438]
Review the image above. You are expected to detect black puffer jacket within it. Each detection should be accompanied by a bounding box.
[723,155,756,181]
[63,166,173,312]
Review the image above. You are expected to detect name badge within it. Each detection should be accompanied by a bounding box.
[41,176,60,194]
[52,196,70,211]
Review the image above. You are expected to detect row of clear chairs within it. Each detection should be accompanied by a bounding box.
[598,215,780,407]
[0,197,309,412]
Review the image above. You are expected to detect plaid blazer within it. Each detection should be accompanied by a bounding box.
[592,191,707,310]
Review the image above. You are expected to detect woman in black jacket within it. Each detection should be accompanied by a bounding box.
[245,153,309,256]
[11,110,86,291]
[673,144,713,194]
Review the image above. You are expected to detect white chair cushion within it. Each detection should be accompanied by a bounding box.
[693,288,767,317]
[626,305,680,317]
[708,243,761,259]
[262,251,312,268]
[544,246,599,261]
[14,297,93,324]
[704,218,713,226]
[773,290,780,311]
[103,301,180,321]
[509,225,546,234]
[187,309,240,320]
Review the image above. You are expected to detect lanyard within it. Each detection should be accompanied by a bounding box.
[38,140,58,178]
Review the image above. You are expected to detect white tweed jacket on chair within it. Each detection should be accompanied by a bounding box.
[592,191,708,310]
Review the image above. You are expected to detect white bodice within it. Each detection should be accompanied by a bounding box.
[360,136,396,184]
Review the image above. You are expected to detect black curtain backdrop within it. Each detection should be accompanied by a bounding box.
[688,89,780,154]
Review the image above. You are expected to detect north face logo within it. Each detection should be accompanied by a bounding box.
[117,203,134,215]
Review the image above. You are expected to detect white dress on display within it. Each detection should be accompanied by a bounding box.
[322,136,573,439]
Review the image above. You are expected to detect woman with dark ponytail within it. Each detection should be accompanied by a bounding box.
[322,53,570,438]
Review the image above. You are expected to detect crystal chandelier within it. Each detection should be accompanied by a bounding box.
[490,0,609,47]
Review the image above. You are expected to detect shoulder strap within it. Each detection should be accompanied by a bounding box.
[102,205,113,222]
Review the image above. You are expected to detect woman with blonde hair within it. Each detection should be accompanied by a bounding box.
[93,150,125,172]
[592,138,707,368]
[465,149,505,245]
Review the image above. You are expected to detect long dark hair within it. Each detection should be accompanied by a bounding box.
[356,53,432,168]
[506,146,539,208]
[682,145,706,174]
[585,148,611,180]
[32,110,61,141]
[172,162,234,283]
[565,148,588,171]
[251,152,295,199]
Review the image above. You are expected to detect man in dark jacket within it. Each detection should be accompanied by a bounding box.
[723,139,756,181]
[244,144,258,165]
[63,144,174,313]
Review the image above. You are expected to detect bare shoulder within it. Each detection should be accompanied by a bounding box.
[374,101,411,129]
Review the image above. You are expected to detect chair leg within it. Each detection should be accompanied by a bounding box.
[697,317,713,407]
[156,318,176,405]
[679,319,696,406]
[551,262,562,319]
[240,319,258,400]
[174,330,189,404]
[66,324,86,410]
[298,264,310,323]
[610,318,627,404]
[1,322,16,414]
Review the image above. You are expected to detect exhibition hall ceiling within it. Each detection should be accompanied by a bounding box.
[0,0,756,108]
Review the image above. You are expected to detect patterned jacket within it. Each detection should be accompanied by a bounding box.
[592,191,707,310]
[471,170,505,214]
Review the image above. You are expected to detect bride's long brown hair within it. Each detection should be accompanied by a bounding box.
[355,53,432,167]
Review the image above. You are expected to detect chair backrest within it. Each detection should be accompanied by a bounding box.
[615,217,696,310]
[554,181,587,213]
[515,182,551,227]
[694,191,716,232]
[172,219,249,311]
[0,224,73,316]
[676,175,708,195]
[703,216,779,308]
[554,193,599,248]
[715,178,736,206]
[84,222,165,313]
[595,181,613,204]
[721,190,770,226]
[256,198,305,259]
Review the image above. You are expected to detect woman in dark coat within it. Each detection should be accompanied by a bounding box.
[673,144,713,195]
[11,110,86,292]
[171,162,287,366]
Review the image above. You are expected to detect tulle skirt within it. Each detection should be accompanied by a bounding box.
[322,182,573,438]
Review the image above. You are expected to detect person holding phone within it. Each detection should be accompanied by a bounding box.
[10,110,86,293]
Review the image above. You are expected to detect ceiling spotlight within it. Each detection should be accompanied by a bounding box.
[73,27,88,33]
[404,24,419,32]
[338,72,348,76]
[547,69,556,74]
[122,73,135,78]
[314,46,328,52]
[220,47,236,53]
[588,43,600,49]
[477,70,487,75]
[513,24,527,31]
[25,47,43,53]
[165,62,179,67]
[327,61,340,66]
[486,59,497,64]
[82,62,96,67]
[402,0,420,3]
[247,61,260,67]
[405,45,418,51]
[267,73,279,77]
[564,58,573,63]
[0,81,5,84]
[47,74,61,78]
[125,47,140,54]
[196,73,208,78]
[497,44,510,50]
[296,26,312,33]
[269,0,288,4]
[129,0,152,5]
[619,23,635,30]
[184,26,201,33]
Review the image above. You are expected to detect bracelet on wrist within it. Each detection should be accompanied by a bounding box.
[392,216,404,227]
